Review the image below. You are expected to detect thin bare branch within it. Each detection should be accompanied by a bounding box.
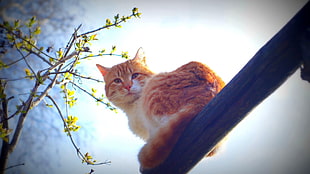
[46,95,111,166]
[63,24,82,58]
[77,24,117,38]
[79,53,125,60]
[4,163,25,171]
[28,50,53,66]
[7,104,22,122]
[16,48,38,81]
[71,72,103,83]
[0,77,30,82]
[5,53,31,67]
[69,81,114,110]
[77,14,136,38]
[48,71,103,83]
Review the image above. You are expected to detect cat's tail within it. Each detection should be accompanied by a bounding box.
[138,104,202,171]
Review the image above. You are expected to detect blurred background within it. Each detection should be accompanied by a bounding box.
[1,0,309,173]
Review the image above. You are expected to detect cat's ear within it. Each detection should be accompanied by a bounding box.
[96,64,110,76]
[133,47,147,65]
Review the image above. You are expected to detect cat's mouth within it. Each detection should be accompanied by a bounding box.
[126,88,141,95]
[126,91,138,96]
[126,92,134,95]
[125,91,141,100]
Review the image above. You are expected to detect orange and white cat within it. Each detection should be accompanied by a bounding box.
[96,48,225,171]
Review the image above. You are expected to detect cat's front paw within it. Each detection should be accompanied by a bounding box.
[138,146,160,171]
[138,142,168,172]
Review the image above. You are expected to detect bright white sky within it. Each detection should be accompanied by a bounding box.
[49,1,310,174]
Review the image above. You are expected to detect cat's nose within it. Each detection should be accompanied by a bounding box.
[124,84,132,91]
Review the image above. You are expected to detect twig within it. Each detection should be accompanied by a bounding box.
[46,95,111,166]
[48,71,103,83]
[7,104,22,122]
[71,72,103,83]
[5,53,31,67]
[4,163,25,170]
[16,48,39,82]
[88,169,95,174]
[69,81,114,109]
[28,49,53,66]
[46,95,81,157]
[63,24,82,58]
[0,77,33,82]
[77,24,117,38]
[77,13,136,38]
[79,53,126,60]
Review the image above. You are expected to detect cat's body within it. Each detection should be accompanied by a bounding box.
[96,48,225,171]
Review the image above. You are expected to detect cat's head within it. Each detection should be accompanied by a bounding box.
[96,48,154,108]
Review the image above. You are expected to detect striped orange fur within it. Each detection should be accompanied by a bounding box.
[96,48,225,171]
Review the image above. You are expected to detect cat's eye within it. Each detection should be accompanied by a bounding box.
[113,78,122,83]
[132,73,139,79]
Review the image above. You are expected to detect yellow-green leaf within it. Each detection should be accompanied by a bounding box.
[0,60,8,69]
[91,88,97,93]
[132,7,138,14]
[89,34,97,41]
[57,49,63,58]
[60,84,65,90]
[67,89,75,96]
[106,19,112,26]
[6,33,14,42]
[14,20,20,28]
[15,42,23,49]
[34,26,41,35]
[45,104,53,108]
[3,21,10,28]
[64,72,72,80]
[24,68,34,80]
[27,16,36,27]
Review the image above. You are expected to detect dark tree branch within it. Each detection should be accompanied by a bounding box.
[8,88,35,153]
[143,1,310,174]
[0,81,10,173]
